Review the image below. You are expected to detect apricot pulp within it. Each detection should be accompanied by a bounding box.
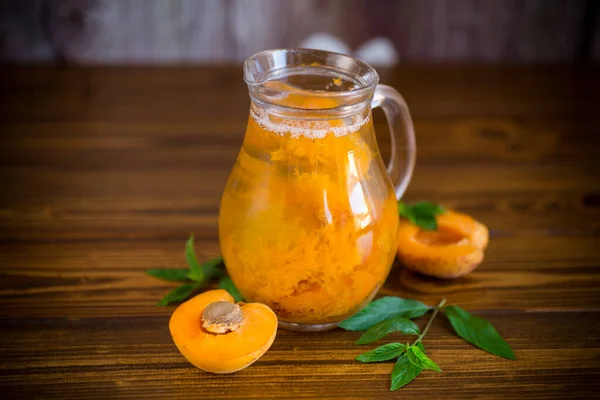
[396,210,489,279]
[169,289,278,373]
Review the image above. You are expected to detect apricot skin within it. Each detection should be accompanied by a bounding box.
[397,210,489,279]
[169,289,278,374]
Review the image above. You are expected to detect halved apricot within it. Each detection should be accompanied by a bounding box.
[396,210,489,279]
[169,289,278,373]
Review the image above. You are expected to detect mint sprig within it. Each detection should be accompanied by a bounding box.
[405,345,441,372]
[341,297,515,391]
[390,354,422,390]
[398,201,445,230]
[156,283,202,307]
[218,276,244,303]
[185,234,205,282]
[339,297,431,331]
[146,234,242,306]
[355,316,419,345]
[355,343,405,363]
[444,305,516,360]
[146,268,190,282]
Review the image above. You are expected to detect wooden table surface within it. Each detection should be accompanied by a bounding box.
[1,66,599,399]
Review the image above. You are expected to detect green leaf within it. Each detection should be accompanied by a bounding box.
[219,276,244,302]
[444,305,516,360]
[201,256,224,280]
[339,297,432,331]
[157,283,201,306]
[356,316,420,345]
[356,343,405,363]
[406,345,442,372]
[416,341,425,352]
[397,201,409,218]
[185,233,223,283]
[390,354,422,391]
[185,234,204,282]
[409,201,445,216]
[414,215,437,231]
[146,268,190,282]
[398,201,445,231]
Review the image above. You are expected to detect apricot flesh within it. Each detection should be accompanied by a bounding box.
[169,289,278,373]
[397,210,489,279]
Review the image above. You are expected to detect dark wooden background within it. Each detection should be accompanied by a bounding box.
[1,0,600,64]
[0,65,599,399]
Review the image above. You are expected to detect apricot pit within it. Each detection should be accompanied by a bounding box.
[169,289,277,373]
[202,301,244,333]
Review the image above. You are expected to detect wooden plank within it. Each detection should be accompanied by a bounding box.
[1,312,599,399]
[1,66,599,122]
[0,66,599,399]
[0,235,599,319]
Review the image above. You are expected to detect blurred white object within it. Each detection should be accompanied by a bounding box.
[299,33,351,55]
[299,32,399,67]
[354,37,399,67]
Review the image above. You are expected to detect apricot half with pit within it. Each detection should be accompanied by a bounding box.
[169,289,278,373]
[396,210,489,279]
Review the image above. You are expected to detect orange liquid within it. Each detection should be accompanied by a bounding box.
[219,105,399,325]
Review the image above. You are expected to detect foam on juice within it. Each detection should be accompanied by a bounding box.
[250,107,370,139]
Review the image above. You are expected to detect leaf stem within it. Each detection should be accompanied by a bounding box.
[412,298,446,346]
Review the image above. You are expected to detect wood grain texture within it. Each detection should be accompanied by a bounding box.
[1,66,600,399]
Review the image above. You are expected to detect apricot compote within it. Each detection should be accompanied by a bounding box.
[219,86,399,328]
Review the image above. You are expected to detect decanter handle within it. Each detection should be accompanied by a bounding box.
[371,84,417,200]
